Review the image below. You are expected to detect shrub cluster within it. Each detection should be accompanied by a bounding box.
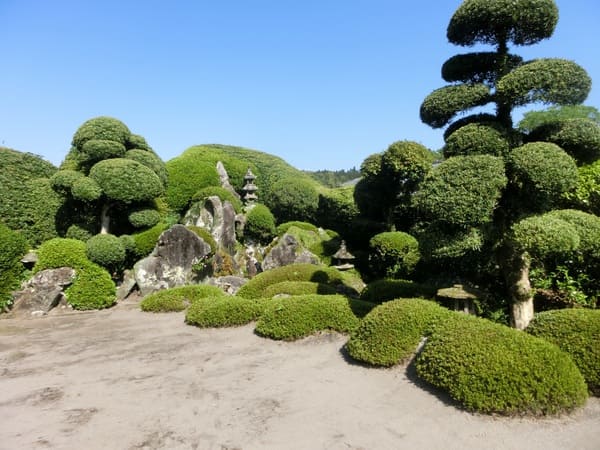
[526,309,600,395]
[141,284,226,312]
[186,295,265,328]
[0,223,28,310]
[359,279,437,304]
[415,314,588,415]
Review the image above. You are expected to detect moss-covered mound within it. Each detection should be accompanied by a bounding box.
[359,279,438,304]
[141,284,226,313]
[416,315,588,415]
[236,263,352,299]
[263,281,338,298]
[186,295,265,328]
[255,294,370,341]
[527,309,600,396]
[346,299,452,367]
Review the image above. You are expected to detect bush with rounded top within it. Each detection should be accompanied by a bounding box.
[192,186,243,213]
[51,170,85,194]
[509,214,579,258]
[415,314,588,415]
[268,178,319,223]
[165,158,220,212]
[86,234,126,269]
[527,308,600,395]
[420,83,491,128]
[34,238,89,273]
[141,284,226,312]
[276,221,319,235]
[128,208,161,229]
[65,224,96,242]
[125,149,168,188]
[359,280,437,304]
[444,123,511,158]
[415,223,484,260]
[346,299,452,367]
[545,209,600,257]
[0,223,28,310]
[80,139,126,161]
[71,177,102,201]
[255,294,367,341]
[186,295,264,327]
[89,159,164,203]
[244,204,276,244]
[72,116,131,148]
[263,281,338,298]
[368,231,420,279]
[65,262,115,310]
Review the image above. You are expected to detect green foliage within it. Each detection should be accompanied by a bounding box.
[346,299,452,367]
[128,208,161,229]
[316,186,360,236]
[413,155,507,227]
[368,232,420,279]
[444,123,511,158]
[71,176,102,201]
[545,209,600,257]
[447,0,558,47]
[186,295,264,327]
[18,178,62,246]
[51,169,84,194]
[125,149,169,188]
[236,263,349,299]
[415,314,588,415]
[0,223,28,310]
[89,159,164,203]
[416,224,484,260]
[497,58,591,108]
[141,284,226,312]
[509,214,579,258]
[186,226,217,253]
[80,139,126,161]
[518,105,600,134]
[65,262,116,310]
[508,142,578,210]
[359,280,437,304]
[34,238,89,273]
[65,224,95,242]
[527,309,600,395]
[567,161,600,215]
[244,204,276,244]
[442,52,523,85]
[276,221,319,235]
[132,222,169,257]
[262,281,338,298]
[72,116,131,149]
[192,186,243,213]
[420,83,491,128]
[255,294,367,341]
[85,234,126,270]
[305,167,360,188]
[442,113,499,141]
[269,178,319,223]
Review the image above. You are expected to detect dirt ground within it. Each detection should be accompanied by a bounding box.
[1,301,599,450]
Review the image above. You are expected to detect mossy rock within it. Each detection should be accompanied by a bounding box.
[141,284,226,313]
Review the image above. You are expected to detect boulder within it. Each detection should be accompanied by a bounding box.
[208,276,247,295]
[116,269,137,301]
[262,234,320,271]
[134,225,212,296]
[11,268,76,317]
[183,196,237,255]
[216,161,241,199]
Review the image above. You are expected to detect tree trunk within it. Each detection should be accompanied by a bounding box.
[504,251,534,330]
[100,203,111,235]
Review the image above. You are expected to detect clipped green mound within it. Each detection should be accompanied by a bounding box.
[255,294,371,341]
[346,299,452,367]
[263,281,338,298]
[236,263,350,299]
[0,223,28,310]
[416,315,588,415]
[527,309,600,395]
[186,296,265,328]
[141,284,226,313]
[360,279,438,304]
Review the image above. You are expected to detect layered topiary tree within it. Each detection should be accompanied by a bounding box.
[417,0,595,328]
[51,117,167,236]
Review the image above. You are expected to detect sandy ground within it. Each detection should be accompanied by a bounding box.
[1,301,599,450]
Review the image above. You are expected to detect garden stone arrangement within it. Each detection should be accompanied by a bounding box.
[1,1,600,446]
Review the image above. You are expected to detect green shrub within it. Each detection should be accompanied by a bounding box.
[186,295,264,327]
[346,299,452,367]
[415,315,588,415]
[65,262,116,310]
[72,116,130,148]
[128,208,161,229]
[34,238,89,273]
[192,186,243,213]
[141,284,225,312]
[263,281,338,298]
[86,234,126,270]
[244,204,276,244]
[236,263,349,299]
[89,159,164,203]
[186,226,217,253]
[0,223,28,310]
[444,122,511,158]
[132,222,169,257]
[276,221,319,235]
[255,294,367,341]
[66,224,95,242]
[527,309,600,395]
[125,149,168,188]
[268,178,319,223]
[165,158,220,212]
[368,232,420,279]
[360,279,438,303]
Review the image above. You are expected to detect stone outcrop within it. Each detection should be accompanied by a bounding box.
[183,196,237,255]
[216,161,241,199]
[133,225,212,296]
[207,276,247,295]
[10,268,76,317]
[261,234,320,271]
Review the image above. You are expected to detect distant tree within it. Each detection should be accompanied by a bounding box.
[51,117,167,236]
[418,0,594,328]
[305,167,360,188]
[518,105,600,134]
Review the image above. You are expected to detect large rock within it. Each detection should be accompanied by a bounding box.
[216,161,241,199]
[183,196,237,254]
[134,225,212,296]
[262,234,320,271]
[11,268,76,317]
[207,276,247,295]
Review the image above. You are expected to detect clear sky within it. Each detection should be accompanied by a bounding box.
[1,0,599,171]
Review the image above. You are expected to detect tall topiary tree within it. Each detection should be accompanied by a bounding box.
[51,117,167,236]
[418,0,595,328]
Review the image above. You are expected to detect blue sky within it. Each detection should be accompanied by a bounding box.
[1,0,599,171]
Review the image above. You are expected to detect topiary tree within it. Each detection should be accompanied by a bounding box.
[417,0,595,328]
[268,178,319,224]
[368,231,420,279]
[243,204,276,245]
[51,117,167,236]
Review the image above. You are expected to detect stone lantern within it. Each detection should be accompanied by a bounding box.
[436,284,482,315]
[332,240,355,270]
[242,168,258,205]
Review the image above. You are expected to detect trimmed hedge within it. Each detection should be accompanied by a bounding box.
[128,208,161,229]
[34,238,89,273]
[359,279,437,304]
[255,294,369,341]
[415,315,588,415]
[0,223,28,310]
[244,204,276,244]
[346,299,452,367]
[276,221,319,235]
[368,231,420,279]
[86,233,126,269]
[263,281,338,298]
[186,295,265,327]
[141,284,226,312]
[527,309,600,395]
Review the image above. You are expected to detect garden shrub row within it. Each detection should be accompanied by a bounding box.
[186,295,266,328]
[0,223,28,310]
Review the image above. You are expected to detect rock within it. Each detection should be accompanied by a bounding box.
[116,269,137,301]
[207,276,247,295]
[216,161,241,199]
[262,234,320,271]
[133,225,212,296]
[183,196,238,255]
[11,268,76,317]
[20,251,39,268]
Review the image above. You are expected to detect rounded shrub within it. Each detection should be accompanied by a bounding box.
[128,208,161,229]
[165,157,220,212]
[276,221,319,235]
[527,309,600,395]
[444,123,511,158]
[80,139,126,161]
[420,83,491,128]
[255,294,366,341]
[368,232,420,279]
[65,224,96,242]
[86,234,126,270]
[360,279,438,304]
[268,178,320,223]
[126,133,151,151]
[415,315,588,415]
[50,169,85,194]
[125,149,168,188]
[65,262,116,310]
[34,238,89,273]
[244,204,276,244]
[0,223,28,310]
[141,284,226,313]
[186,295,264,327]
[192,186,243,213]
[509,214,579,258]
[263,281,338,298]
[71,177,102,202]
[346,299,452,367]
[72,116,131,148]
